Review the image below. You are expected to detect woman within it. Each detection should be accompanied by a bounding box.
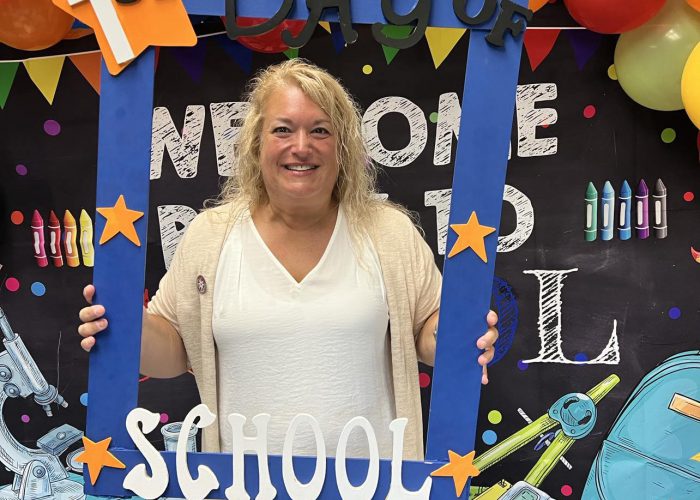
[78,59,498,460]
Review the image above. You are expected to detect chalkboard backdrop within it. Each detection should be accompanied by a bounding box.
[1,4,699,498]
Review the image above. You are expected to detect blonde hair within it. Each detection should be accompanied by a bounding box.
[210,58,402,232]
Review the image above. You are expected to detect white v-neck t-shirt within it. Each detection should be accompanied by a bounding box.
[212,208,395,458]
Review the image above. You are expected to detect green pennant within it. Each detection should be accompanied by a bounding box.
[283,47,299,59]
[0,62,19,109]
[380,25,414,65]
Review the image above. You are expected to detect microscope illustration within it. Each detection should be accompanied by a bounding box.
[0,307,84,500]
[469,374,620,500]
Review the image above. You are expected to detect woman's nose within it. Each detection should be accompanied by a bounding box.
[291,131,310,155]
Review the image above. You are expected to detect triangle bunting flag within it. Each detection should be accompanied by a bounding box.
[0,62,19,109]
[523,29,561,72]
[379,25,414,65]
[23,56,65,105]
[425,27,467,69]
[218,38,253,75]
[565,30,603,70]
[69,52,101,94]
[171,39,208,83]
[284,47,299,59]
[319,21,331,33]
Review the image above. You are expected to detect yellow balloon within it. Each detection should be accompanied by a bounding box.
[682,42,700,128]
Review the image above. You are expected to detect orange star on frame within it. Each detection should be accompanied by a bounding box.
[448,211,496,262]
[97,194,144,246]
[52,0,196,75]
[74,436,126,485]
[431,450,480,497]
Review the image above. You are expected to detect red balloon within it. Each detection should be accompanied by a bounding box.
[564,0,667,34]
[0,0,74,51]
[235,17,307,53]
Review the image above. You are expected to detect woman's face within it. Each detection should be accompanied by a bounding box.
[258,84,339,209]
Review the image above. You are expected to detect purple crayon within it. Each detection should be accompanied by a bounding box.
[635,179,649,239]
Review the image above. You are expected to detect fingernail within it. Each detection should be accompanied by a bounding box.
[99,319,107,328]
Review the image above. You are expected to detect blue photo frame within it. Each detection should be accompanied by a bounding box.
[85,0,528,497]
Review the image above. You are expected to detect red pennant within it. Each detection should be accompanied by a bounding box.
[523,29,561,72]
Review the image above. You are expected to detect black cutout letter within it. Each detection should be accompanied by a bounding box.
[371,0,431,50]
[486,0,532,47]
[453,0,497,26]
[282,0,358,48]
[225,0,294,40]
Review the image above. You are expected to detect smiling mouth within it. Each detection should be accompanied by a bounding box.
[284,165,318,171]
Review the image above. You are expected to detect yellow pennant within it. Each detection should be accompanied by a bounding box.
[24,56,65,105]
[425,27,467,69]
[319,21,332,33]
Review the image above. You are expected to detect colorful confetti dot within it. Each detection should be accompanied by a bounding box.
[21,415,30,423]
[684,192,695,202]
[583,105,596,119]
[31,282,46,297]
[661,128,676,143]
[607,64,617,80]
[561,485,573,497]
[669,307,681,320]
[10,211,24,225]
[160,413,169,424]
[429,112,438,123]
[419,372,431,388]
[574,352,589,362]
[517,360,529,371]
[15,164,27,176]
[482,430,497,445]
[362,64,373,75]
[80,393,88,406]
[43,119,61,136]
[4,278,19,292]
[488,410,502,424]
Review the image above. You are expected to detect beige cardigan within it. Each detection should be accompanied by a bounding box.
[147,203,442,460]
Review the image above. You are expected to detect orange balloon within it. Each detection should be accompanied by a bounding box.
[0,0,74,51]
[689,0,700,12]
[529,0,550,12]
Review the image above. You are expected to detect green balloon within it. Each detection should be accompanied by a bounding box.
[615,0,700,111]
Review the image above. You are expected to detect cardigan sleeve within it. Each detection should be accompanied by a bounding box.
[146,211,203,335]
[410,222,442,339]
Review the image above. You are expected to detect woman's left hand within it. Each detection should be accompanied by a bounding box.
[476,310,499,385]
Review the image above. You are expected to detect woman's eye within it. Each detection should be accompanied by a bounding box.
[273,126,290,133]
[312,127,330,135]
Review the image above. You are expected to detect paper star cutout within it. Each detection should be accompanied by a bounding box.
[431,450,480,497]
[693,452,700,462]
[448,211,496,262]
[97,194,144,246]
[74,436,126,485]
[52,0,196,75]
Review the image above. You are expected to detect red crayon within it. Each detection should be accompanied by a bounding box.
[63,210,80,267]
[31,210,48,267]
[48,210,64,268]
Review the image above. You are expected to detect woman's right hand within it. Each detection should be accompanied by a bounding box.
[77,284,107,352]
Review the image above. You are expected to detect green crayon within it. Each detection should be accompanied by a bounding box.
[585,182,598,241]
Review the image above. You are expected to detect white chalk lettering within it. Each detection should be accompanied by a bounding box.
[150,105,205,179]
[523,269,620,365]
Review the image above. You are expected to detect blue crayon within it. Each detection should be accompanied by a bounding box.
[601,180,615,241]
[618,180,632,240]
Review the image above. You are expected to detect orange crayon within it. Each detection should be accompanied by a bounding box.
[63,210,80,267]
[48,211,63,267]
